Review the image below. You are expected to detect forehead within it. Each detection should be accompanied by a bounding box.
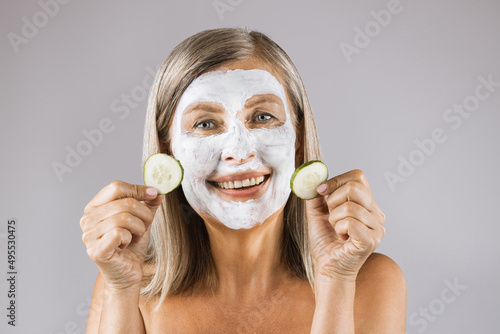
[175,69,288,116]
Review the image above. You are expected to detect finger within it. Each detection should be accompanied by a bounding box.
[140,193,165,214]
[316,169,371,197]
[132,223,151,244]
[305,193,329,217]
[85,180,159,212]
[327,201,380,231]
[92,198,154,227]
[94,227,132,262]
[325,181,379,215]
[82,212,147,246]
[335,217,385,250]
[334,217,371,246]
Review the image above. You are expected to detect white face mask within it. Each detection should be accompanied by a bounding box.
[171,69,296,230]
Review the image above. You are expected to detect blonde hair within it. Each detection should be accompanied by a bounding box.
[141,27,322,311]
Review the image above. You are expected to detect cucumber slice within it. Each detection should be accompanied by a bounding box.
[143,153,183,195]
[290,160,328,200]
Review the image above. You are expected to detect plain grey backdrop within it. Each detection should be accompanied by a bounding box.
[1,0,499,333]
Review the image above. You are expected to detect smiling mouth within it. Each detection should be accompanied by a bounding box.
[208,174,271,190]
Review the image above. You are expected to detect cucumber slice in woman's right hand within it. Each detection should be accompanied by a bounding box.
[290,160,329,200]
[143,153,183,195]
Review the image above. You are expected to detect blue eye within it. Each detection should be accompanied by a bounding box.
[256,114,272,122]
[195,120,215,129]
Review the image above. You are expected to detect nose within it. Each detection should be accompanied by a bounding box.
[223,150,256,165]
[221,125,257,165]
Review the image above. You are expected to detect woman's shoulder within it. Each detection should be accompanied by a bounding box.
[356,252,406,291]
[354,252,407,331]
[359,252,404,278]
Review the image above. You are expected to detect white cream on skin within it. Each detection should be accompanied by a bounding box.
[171,69,296,230]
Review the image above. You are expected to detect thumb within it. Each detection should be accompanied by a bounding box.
[305,193,329,219]
[141,188,164,213]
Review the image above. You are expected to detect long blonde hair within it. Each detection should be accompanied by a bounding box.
[141,27,322,311]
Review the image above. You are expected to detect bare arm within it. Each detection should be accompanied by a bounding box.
[86,272,146,334]
[310,277,356,333]
[353,253,407,333]
[80,181,164,333]
[310,253,407,334]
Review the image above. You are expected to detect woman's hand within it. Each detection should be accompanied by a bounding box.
[80,181,164,290]
[305,169,386,282]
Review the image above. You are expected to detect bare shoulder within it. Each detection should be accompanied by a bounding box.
[354,252,407,333]
[357,252,406,287]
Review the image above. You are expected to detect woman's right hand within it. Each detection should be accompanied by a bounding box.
[80,180,164,290]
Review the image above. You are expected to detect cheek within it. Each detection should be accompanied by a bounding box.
[251,126,296,167]
[176,134,225,179]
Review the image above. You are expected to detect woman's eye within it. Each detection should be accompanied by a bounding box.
[195,120,215,129]
[256,114,273,122]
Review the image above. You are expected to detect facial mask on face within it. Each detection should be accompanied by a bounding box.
[171,69,296,230]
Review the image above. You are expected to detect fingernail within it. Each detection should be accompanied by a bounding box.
[316,184,327,194]
[146,188,157,197]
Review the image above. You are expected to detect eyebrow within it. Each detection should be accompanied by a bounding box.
[183,102,225,115]
[183,96,284,116]
[245,96,283,108]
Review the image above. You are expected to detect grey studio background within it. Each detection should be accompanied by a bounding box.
[1,0,499,333]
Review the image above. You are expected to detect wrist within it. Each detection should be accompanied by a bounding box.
[316,272,357,284]
[314,275,356,303]
[104,283,142,296]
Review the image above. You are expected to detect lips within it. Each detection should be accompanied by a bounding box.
[207,174,271,199]
[214,176,265,189]
[208,173,270,188]
[208,171,270,182]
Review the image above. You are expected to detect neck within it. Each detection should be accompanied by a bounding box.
[203,203,289,302]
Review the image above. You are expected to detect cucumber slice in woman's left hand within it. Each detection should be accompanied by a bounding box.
[143,153,183,195]
[290,160,328,200]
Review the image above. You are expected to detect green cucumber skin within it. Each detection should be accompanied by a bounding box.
[143,153,184,195]
[289,160,328,200]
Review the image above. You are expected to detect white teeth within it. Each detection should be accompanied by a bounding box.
[215,176,267,189]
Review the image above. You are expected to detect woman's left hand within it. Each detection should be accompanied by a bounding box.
[305,169,386,282]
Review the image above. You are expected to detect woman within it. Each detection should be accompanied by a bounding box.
[81,27,406,333]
